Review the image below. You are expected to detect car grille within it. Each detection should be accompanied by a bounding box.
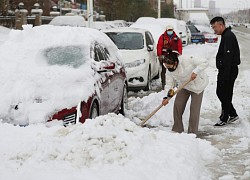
[63,113,76,126]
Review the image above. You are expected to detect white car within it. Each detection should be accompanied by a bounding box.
[103,27,160,91]
[178,20,191,46]
[156,18,188,46]
[49,15,87,27]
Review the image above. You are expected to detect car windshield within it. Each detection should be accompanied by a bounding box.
[105,32,144,50]
[44,46,86,68]
[188,25,199,33]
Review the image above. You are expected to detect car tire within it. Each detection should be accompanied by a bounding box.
[153,69,160,79]
[144,69,151,91]
[90,102,99,119]
[119,84,128,115]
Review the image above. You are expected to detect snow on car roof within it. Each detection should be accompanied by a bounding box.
[49,15,87,27]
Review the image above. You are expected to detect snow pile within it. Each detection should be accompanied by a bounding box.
[0,113,219,180]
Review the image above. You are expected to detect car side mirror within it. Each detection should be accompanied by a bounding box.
[147,44,154,51]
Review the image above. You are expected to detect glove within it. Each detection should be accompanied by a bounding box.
[167,89,175,98]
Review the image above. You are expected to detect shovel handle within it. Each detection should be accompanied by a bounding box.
[140,104,163,126]
[140,79,192,127]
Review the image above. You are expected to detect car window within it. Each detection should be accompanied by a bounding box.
[94,43,109,62]
[188,25,199,33]
[44,46,85,68]
[105,32,144,50]
[145,31,154,46]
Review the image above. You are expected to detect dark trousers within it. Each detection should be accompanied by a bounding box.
[161,63,166,85]
[216,66,238,122]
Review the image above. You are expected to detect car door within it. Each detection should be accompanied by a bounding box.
[101,45,124,112]
[145,31,158,78]
[94,43,123,113]
[93,43,110,115]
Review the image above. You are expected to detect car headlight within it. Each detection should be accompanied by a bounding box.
[125,59,145,68]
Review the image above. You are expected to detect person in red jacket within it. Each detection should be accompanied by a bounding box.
[157,25,182,90]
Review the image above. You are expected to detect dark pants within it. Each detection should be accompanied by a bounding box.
[161,62,166,86]
[216,66,238,122]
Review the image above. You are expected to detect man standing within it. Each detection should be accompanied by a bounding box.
[210,16,241,126]
[157,25,182,90]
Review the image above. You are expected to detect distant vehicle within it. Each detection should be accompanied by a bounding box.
[195,24,218,43]
[93,21,115,31]
[49,15,87,27]
[0,25,127,126]
[178,20,191,46]
[103,27,160,91]
[130,20,165,43]
[0,26,11,45]
[156,18,189,46]
[187,24,205,44]
[203,32,218,43]
[106,20,129,28]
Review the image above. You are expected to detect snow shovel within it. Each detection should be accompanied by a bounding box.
[140,79,192,127]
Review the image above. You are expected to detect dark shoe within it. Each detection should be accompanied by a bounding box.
[214,120,227,127]
[228,115,239,123]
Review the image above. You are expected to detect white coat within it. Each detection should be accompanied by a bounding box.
[165,55,209,94]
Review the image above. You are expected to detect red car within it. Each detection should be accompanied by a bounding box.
[1,26,127,126]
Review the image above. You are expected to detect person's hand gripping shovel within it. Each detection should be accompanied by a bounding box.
[140,78,193,127]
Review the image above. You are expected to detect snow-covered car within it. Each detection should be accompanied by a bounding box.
[49,15,87,27]
[156,18,186,45]
[103,27,160,91]
[0,25,11,46]
[0,25,127,126]
[178,20,191,46]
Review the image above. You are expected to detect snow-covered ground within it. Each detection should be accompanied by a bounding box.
[0,26,249,180]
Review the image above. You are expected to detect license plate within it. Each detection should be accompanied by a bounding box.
[192,40,199,43]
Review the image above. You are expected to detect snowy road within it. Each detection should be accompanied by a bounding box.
[198,28,250,179]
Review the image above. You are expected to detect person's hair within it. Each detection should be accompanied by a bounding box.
[163,51,179,64]
[210,16,225,25]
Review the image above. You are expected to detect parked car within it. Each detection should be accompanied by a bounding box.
[187,24,205,44]
[156,18,188,46]
[0,25,127,126]
[93,21,115,30]
[203,32,218,43]
[195,24,218,43]
[178,20,191,46]
[49,15,87,27]
[103,27,160,91]
[130,17,165,43]
[0,25,11,46]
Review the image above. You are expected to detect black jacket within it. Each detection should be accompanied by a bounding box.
[216,27,240,81]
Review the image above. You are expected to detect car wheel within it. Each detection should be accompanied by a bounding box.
[144,69,151,91]
[119,84,128,115]
[153,68,160,79]
[90,102,99,119]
